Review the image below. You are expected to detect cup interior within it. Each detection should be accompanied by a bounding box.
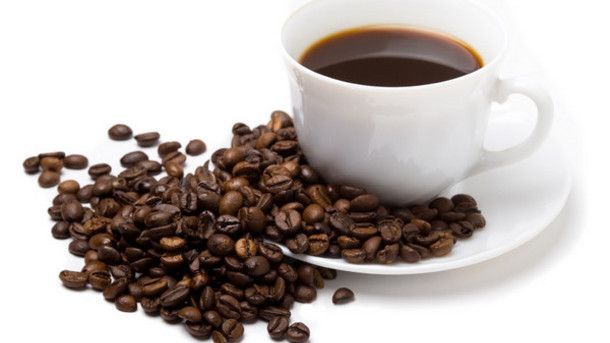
[282,0,506,69]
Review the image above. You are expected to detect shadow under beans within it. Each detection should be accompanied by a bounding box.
[336,188,582,301]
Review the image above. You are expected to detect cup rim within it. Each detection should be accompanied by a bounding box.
[280,0,509,92]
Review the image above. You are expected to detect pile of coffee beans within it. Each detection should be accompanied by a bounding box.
[24,111,485,342]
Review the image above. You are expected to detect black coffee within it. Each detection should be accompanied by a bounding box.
[300,26,483,87]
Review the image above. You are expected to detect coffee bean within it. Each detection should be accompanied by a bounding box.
[377,243,399,264]
[88,163,111,179]
[116,294,137,312]
[244,256,270,276]
[342,248,366,264]
[235,237,258,259]
[88,270,111,290]
[134,132,160,147]
[295,284,316,303]
[275,210,301,236]
[287,234,309,254]
[61,201,84,222]
[452,193,478,211]
[303,204,325,224]
[212,331,228,343]
[137,160,162,175]
[58,180,80,194]
[219,191,243,216]
[160,285,190,308]
[467,213,486,228]
[259,306,291,321]
[186,322,212,339]
[165,162,184,179]
[59,270,88,289]
[186,139,206,156]
[120,151,149,167]
[108,124,133,140]
[157,141,181,157]
[286,322,309,343]
[40,157,63,172]
[64,154,89,169]
[268,111,293,132]
[208,234,235,256]
[221,318,244,342]
[23,156,40,174]
[267,316,289,340]
[431,238,454,257]
[178,306,202,323]
[400,244,422,263]
[217,294,241,319]
[38,171,60,188]
[350,194,380,212]
[332,287,355,304]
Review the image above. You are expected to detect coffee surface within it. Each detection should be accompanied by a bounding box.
[300,26,483,87]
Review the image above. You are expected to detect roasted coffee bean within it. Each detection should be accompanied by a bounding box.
[244,256,270,277]
[134,132,160,147]
[61,200,84,222]
[88,270,112,290]
[208,234,235,256]
[452,193,477,211]
[68,239,90,257]
[186,139,206,156]
[467,213,486,229]
[103,278,128,300]
[219,191,244,216]
[302,203,325,224]
[342,248,366,264]
[59,270,88,289]
[120,151,149,167]
[332,287,355,304]
[40,157,63,172]
[178,306,202,323]
[116,294,137,312]
[23,156,40,174]
[286,234,309,254]
[217,294,241,319]
[51,221,71,239]
[450,222,474,239]
[297,265,315,286]
[165,162,184,179]
[400,244,422,263]
[431,238,454,257]
[267,315,289,340]
[307,233,330,256]
[222,148,246,168]
[160,285,190,308]
[88,163,111,179]
[137,160,163,175]
[157,141,181,157]
[212,331,228,343]
[268,111,293,132]
[286,322,310,343]
[38,171,60,188]
[235,237,258,259]
[221,318,244,342]
[275,210,301,235]
[64,154,89,169]
[350,194,380,212]
[185,322,211,339]
[377,243,399,264]
[295,284,316,303]
[58,180,80,194]
[108,124,133,140]
[362,236,382,261]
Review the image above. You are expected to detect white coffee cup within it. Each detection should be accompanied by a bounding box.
[281,0,554,205]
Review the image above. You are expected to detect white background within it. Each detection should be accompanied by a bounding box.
[0,0,607,342]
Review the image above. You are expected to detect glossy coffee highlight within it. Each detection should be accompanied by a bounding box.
[300,26,483,87]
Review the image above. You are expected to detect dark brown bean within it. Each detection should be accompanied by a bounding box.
[267,316,289,340]
[120,151,149,167]
[286,322,310,343]
[115,294,137,312]
[108,124,133,140]
[88,163,111,179]
[59,270,88,289]
[64,154,89,169]
[186,139,206,156]
[23,156,40,174]
[134,132,160,147]
[332,287,355,304]
[38,171,60,188]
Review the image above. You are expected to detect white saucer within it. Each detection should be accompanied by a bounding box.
[278,113,572,275]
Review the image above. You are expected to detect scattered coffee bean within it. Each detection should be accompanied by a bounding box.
[186,139,206,156]
[64,154,89,169]
[157,141,181,157]
[332,287,355,304]
[108,124,133,140]
[287,322,310,343]
[120,151,149,167]
[134,132,160,147]
[116,294,137,312]
[88,163,111,179]
[59,270,88,289]
[23,156,40,174]
[27,111,487,343]
[40,157,63,172]
[38,171,60,188]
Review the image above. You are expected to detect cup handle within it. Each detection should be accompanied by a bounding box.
[468,77,554,176]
